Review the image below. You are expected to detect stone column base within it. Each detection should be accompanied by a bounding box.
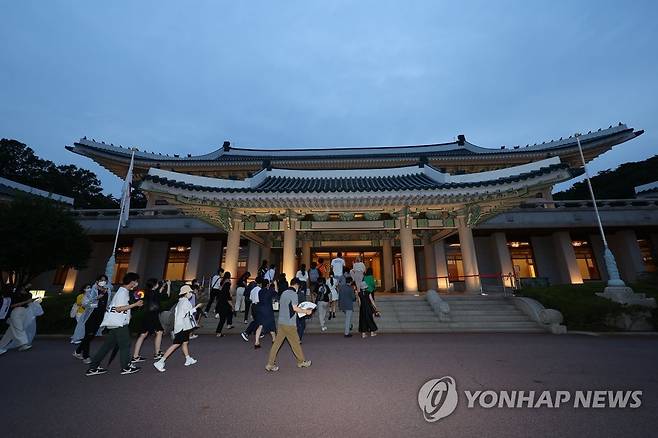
[596,286,657,308]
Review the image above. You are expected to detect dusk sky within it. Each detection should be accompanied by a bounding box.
[1,1,657,196]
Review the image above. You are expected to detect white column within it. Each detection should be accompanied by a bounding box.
[552,231,583,284]
[63,268,78,293]
[184,237,206,281]
[422,233,437,291]
[491,232,514,287]
[382,236,394,292]
[302,239,312,268]
[399,217,418,293]
[282,219,297,280]
[433,240,449,291]
[246,240,260,277]
[456,216,481,293]
[128,237,149,277]
[261,234,272,266]
[224,218,242,291]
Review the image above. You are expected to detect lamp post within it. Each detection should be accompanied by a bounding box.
[574,134,625,287]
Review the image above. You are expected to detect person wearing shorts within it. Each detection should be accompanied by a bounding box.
[154,285,202,372]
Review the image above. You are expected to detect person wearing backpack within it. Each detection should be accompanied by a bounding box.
[85,272,143,376]
[204,267,224,318]
[315,275,330,332]
[308,262,320,302]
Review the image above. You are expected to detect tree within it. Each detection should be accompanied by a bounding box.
[0,196,92,288]
[0,138,119,209]
[555,155,658,200]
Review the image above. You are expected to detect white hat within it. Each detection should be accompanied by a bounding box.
[179,285,192,296]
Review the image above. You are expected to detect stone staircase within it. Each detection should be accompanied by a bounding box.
[196,294,546,334]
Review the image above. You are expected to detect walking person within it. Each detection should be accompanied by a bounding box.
[254,279,277,349]
[308,262,320,302]
[131,279,170,363]
[265,278,312,372]
[257,260,269,282]
[315,275,330,332]
[73,276,111,363]
[154,285,203,372]
[364,267,377,300]
[331,252,346,282]
[241,279,262,341]
[0,286,39,354]
[215,272,234,337]
[205,268,224,318]
[295,273,309,342]
[295,264,309,299]
[86,273,144,376]
[70,284,93,345]
[264,264,276,283]
[242,276,257,324]
[357,283,379,338]
[276,273,288,299]
[234,272,250,317]
[350,256,366,288]
[338,277,356,338]
[326,272,338,320]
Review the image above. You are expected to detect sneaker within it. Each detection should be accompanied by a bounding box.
[227,325,233,329]
[131,356,146,363]
[153,360,166,372]
[243,320,248,324]
[254,344,261,349]
[321,326,327,332]
[83,357,91,364]
[265,364,279,372]
[240,332,249,342]
[189,334,199,340]
[184,356,197,366]
[18,344,32,352]
[297,360,312,368]
[259,334,265,339]
[214,313,220,319]
[0,348,7,356]
[344,334,353,338]
[153,351,164,360]
[328,313,332,321]
[216,333,224,337]
[121,365,141,375]
[202,311,209,318]
[85,367,108,376]
[72,352,84,360]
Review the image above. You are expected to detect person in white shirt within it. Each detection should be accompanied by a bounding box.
[326,273,339,320]
[154,285,203,372]
[86,272,143,376]
[240,282,262,340]
[205,267,224,317]
[295,264,309,298]
[264,264,276,282]
[350,256,367,288]
[331,253,346,279]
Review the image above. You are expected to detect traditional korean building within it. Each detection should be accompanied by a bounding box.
[54,123,657,294]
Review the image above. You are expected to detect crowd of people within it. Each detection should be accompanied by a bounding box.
[1,253,381,375]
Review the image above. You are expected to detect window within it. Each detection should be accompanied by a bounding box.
[638,239,657,273]
[113,245,131,284]
[53,266,70,286]
[164,244,191,281]
[572,240,600,280]
[508,241,536,278]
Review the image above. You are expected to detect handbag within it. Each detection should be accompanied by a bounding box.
[100,292,129,327]
[272,300,280,311]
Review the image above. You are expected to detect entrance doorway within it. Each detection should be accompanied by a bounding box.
[312,249,382,289]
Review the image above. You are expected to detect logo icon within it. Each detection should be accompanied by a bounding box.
[418,376,458,422]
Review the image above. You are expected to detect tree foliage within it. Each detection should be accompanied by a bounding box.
[0,196,92,288]
[555,155,658,200]
[0,138,119,208]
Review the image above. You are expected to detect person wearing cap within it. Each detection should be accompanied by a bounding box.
[153,285,203,372]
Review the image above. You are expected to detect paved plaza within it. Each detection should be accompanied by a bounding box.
[2,333,657,438]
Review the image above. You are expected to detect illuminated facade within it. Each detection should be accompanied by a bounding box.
[37,123,658,293]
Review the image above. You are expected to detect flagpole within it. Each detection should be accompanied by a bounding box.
[105,150,135,280]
